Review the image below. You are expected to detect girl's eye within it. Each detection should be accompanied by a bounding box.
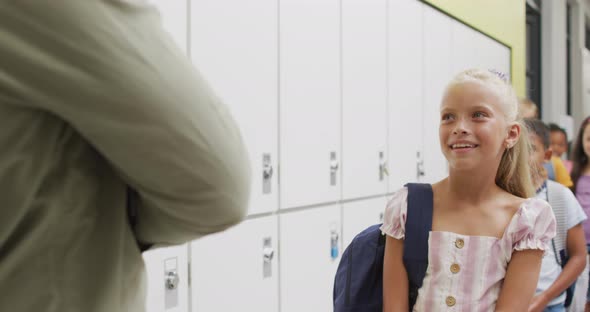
[473,112,487,118]
[442,114,454,121]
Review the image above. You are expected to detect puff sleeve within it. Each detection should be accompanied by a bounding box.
[510,198,557,252]
[379,188,409,239]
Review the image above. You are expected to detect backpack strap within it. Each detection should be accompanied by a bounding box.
[403,183,433,306]
[547,180,568,265]
[546,180,578,307]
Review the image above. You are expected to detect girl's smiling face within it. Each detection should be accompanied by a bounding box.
[439,81,520,172]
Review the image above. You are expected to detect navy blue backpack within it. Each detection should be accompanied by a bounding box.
[333,183,433,312]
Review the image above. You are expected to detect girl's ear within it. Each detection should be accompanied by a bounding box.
[505,123,521,149]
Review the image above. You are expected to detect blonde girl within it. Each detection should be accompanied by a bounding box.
[382,69,557,311]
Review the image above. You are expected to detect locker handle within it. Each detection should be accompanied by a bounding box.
[165,270,180,290]
[330,160,339,172]
[330,230,339,260]
[263,163,274,180]
[263,246,275,263]
[379,151,388,181]
[262,154,273,194]
[379,160,389,178]
[330,152,339,186]
[262,237,274,278]
[416,151,425,177]
[417,161,425,177]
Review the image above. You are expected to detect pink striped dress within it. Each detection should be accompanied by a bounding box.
[380,188,556,312]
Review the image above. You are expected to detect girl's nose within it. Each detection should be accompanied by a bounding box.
[452,121,469,135]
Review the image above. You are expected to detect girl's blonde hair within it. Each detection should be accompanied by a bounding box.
[445,69,535,198]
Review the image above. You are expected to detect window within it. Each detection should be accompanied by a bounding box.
[526,2,542,115]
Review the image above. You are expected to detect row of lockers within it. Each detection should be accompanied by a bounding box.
[149,0,510,215]
[144,197,386,312]
[142,0,511,311]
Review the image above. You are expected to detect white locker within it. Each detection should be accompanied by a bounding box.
[450,20,483,74]
[341,0,388,200]
[141,4,196,312]
[190,0,279,215]
[143,245,189,312]
[388,0,424,190]
[476,32,512,79]
[342,197,388,248]
[279,0,341,209]
[451,20,511,81]
[280,205,341,312]
[148,0,188,53]
[422,5,452,184]
[190,216,279,312]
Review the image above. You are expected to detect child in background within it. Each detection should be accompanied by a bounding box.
[517,99,574,188]
[520,98,539,119]
[549,123,573,173]
[381,69,556,311]
[552,156,575,188]
[569,117,590,312]
[525,119,587,312]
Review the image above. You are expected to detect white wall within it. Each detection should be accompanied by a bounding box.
[570,0,588,134]
[542,0,568,124]
[545,0,590,136]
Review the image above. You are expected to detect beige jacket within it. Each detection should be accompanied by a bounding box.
[0,1,251,311]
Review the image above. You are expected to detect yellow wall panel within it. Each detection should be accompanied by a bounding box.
[423,0,526,97]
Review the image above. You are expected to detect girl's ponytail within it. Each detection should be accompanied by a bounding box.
[495,121,535,198]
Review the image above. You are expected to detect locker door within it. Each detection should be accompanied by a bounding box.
[341,0,388,200]
[190,216,279,312]
[422,6,452,184]
[280,205,341,312]
[450,20,482,74]
[143,245,189,312]
[342,196,387,248]
[388,0,424,190]
[279,0,341,209]
[451,21,511,82]
[477,33,512,79]
[147,0,188,53]
[191,0,279,215]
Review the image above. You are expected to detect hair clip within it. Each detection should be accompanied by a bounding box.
[488,69,509,82]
